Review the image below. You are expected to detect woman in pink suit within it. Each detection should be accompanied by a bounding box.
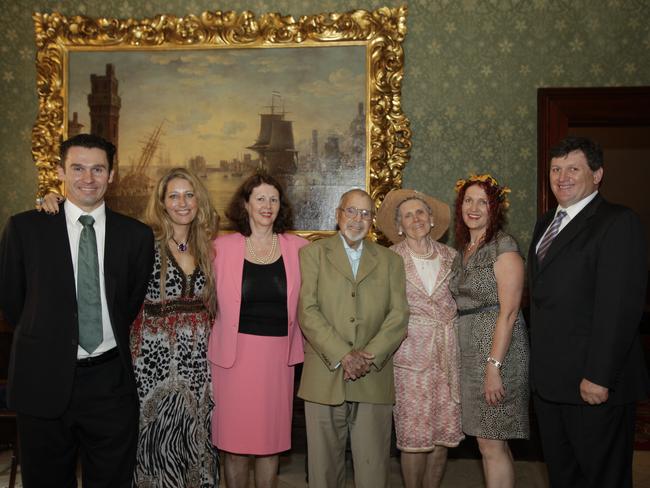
[208,171,308,488]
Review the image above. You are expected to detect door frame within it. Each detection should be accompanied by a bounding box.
[537,86,650,215]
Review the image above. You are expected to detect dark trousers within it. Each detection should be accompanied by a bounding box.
[17,355,139,488]
[534,392,636,488]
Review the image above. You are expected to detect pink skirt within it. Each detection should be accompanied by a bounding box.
[211,333,294,455]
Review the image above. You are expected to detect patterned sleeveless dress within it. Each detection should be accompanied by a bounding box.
[449,231,530,440]
[130,245,219,487]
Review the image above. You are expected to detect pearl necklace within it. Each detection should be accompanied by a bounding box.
[407,239,434,259]
[246,233,278,264]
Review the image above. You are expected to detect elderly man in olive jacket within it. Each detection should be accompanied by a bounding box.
[298,188,409,488]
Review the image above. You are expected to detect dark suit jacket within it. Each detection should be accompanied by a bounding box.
[0,204,154,418]
[528,194,649,405]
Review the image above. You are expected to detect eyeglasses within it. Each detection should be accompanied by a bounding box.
[339,206,373,221]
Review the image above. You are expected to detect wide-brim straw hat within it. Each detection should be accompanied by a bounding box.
[376,189,451,244]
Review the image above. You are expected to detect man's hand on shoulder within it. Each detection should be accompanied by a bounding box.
[580,378,609,405]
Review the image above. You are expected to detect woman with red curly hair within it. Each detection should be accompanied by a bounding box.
[449,174,529,488]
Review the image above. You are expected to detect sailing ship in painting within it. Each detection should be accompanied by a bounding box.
[248,92,298,176]
[69,64,366,230]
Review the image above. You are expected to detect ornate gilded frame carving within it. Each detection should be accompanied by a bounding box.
[32,7,410,240]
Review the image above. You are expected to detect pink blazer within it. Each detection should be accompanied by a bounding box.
[207,232,309,368]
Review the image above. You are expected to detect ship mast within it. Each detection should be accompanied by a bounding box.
[247,93,298,174]
[134,119,165,174]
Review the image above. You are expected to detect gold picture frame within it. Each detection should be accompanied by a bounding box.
[32,7,410,240]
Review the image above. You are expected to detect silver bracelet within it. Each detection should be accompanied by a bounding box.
[486,356,502,369]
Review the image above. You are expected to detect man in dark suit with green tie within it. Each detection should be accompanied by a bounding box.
[0,134,154,487]
[528,136,649,488]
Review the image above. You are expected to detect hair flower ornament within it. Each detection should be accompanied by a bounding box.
[455,173,511,209]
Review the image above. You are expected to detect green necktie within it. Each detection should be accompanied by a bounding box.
[77,215,103,353]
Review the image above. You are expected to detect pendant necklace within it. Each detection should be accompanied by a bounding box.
[171,236,188,253]
[466,235,484,253]
[246,233,278,264]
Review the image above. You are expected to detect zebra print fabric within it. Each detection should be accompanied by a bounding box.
[131,247,219,487]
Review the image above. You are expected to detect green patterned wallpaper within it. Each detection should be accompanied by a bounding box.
[1,0,649,250]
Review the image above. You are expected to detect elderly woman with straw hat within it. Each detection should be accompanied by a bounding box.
[376,189,464,488]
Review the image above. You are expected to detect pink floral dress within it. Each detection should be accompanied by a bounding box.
[391,240,464,451]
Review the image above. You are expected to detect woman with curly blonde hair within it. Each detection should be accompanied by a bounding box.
[131,167,220,487]
[143,167,218,316]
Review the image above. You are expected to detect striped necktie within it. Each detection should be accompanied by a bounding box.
[77,215,103,353]
[536,210,567,263]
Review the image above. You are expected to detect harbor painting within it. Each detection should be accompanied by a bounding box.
[67,46,367,231]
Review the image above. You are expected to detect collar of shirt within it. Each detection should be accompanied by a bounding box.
[554,190,598,229]
[64,200,107,228]
[339,232,364,257]
[339,232,364,278]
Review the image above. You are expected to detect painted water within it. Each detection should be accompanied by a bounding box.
[107,164,365,232]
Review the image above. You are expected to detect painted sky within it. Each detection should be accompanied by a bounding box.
[68,45,366,168]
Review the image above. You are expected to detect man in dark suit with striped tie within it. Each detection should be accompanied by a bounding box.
[528,136,649,488]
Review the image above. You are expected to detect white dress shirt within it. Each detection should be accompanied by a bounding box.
[535,190,599,253]
[64,200,117,358]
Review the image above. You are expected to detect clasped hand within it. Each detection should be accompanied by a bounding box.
[341,350,374,381]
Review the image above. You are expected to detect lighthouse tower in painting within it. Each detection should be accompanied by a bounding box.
[88,63,122,182]
[247,92,298,175]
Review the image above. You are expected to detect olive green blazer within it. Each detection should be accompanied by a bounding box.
[297,234,409,405]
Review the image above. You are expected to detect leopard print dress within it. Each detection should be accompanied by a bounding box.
[449,231,530,440]
[130,245,219,487]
